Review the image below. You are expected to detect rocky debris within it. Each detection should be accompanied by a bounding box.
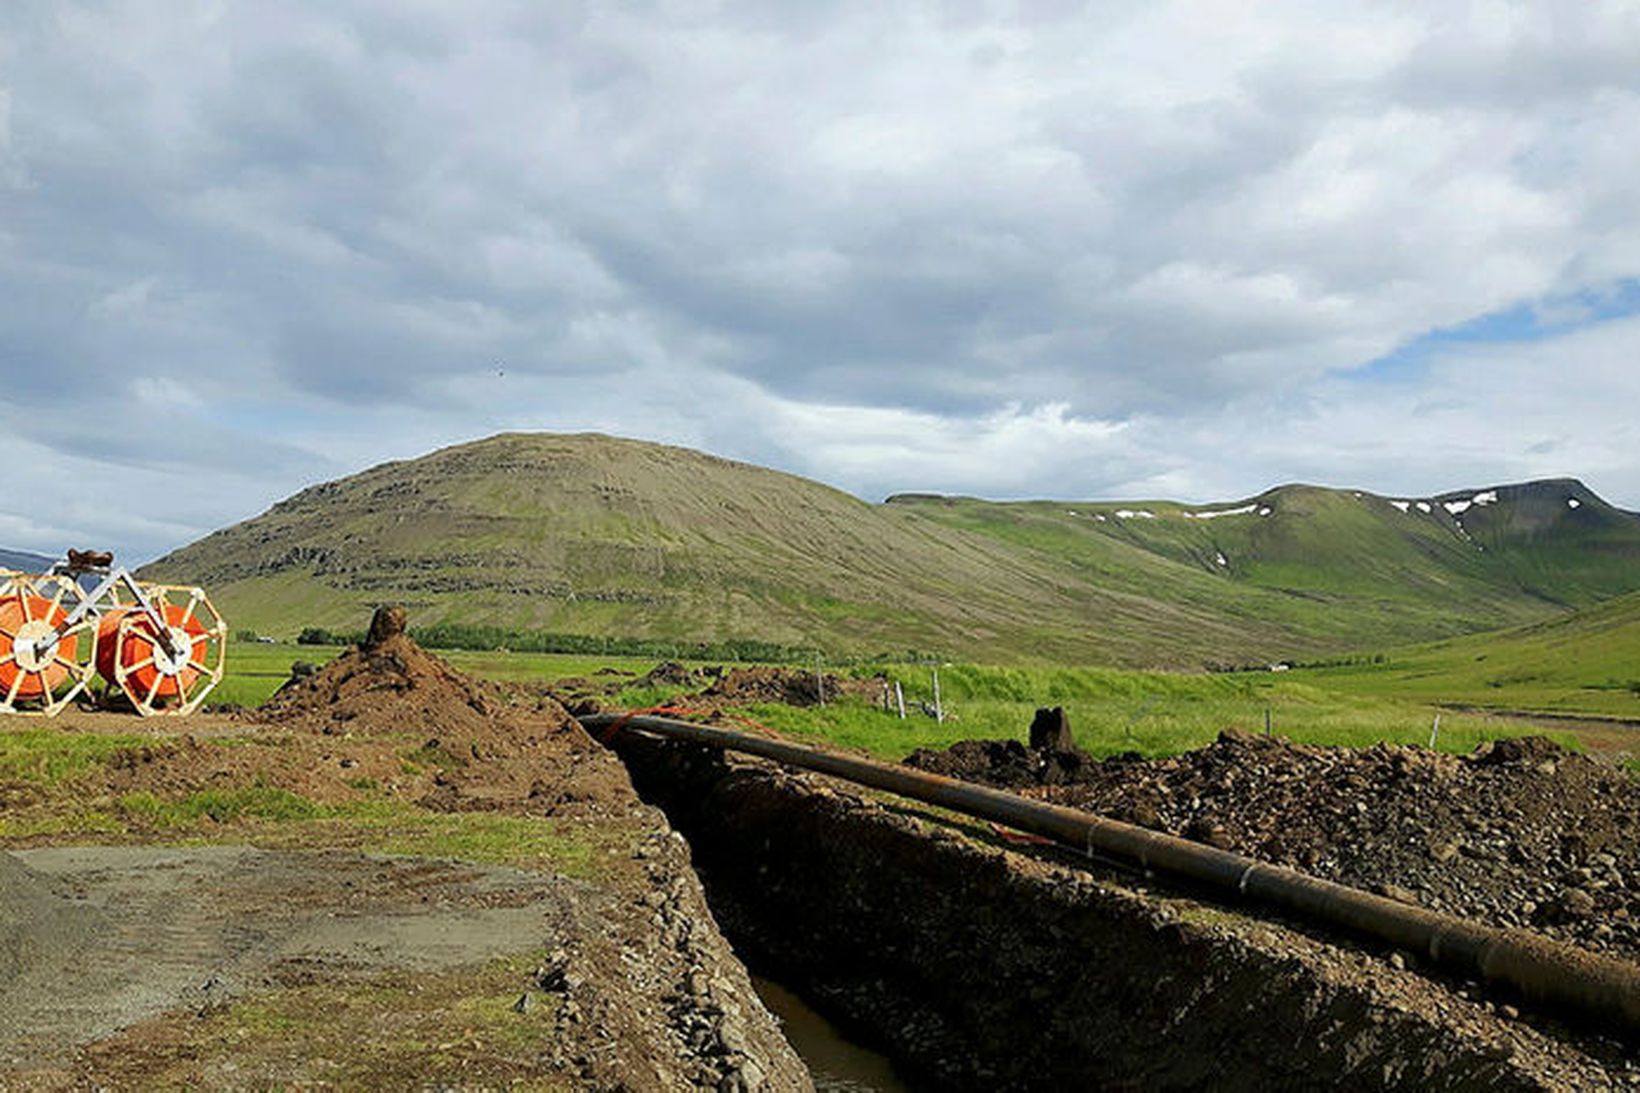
[905,729,1096,788]
[618,738,1635,1091]
[527,825,811,1092]
[912,729,1640,962]
[643,661,702,687]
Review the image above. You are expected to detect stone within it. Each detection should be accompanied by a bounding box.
[1561,888,1597,919]
[1029,706,1076,754]
[365,605,408,649]
[1374,883,1420,906]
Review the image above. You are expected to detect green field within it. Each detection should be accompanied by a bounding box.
[1291,589,1640,722]
[218,640,1581,762]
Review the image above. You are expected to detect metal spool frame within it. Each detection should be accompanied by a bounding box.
[0,569,101,717]
[102,582,228,717]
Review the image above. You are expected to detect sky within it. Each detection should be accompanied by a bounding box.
[3,1,1640,563]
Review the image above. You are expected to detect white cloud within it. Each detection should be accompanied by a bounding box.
[1,1,1639,559]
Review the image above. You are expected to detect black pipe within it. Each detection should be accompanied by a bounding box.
[583,711,1640,1037]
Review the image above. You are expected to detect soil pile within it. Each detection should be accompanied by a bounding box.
[251,621,613,814]
[702,666,878,708]
[546,661,885,718]
[905,738,1098,787]
[908,730,1640,962]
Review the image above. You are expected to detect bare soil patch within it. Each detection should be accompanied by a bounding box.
[1,846,572,1070]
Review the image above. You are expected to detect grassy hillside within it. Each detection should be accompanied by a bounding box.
[890,478,1640,651]
[146,434,1312,666]
[1293,589,1640,721]
[143,433,1640,667]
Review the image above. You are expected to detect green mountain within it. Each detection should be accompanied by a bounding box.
[141,433,1640,666]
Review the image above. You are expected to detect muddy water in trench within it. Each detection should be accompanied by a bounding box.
[750,975,911,1092]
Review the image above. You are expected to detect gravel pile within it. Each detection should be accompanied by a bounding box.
[909,730,1640,961]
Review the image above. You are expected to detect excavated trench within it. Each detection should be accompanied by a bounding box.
[607,732,1635,1092]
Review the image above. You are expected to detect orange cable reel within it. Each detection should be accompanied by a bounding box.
[0,571,99,716]
[96,583,227,716]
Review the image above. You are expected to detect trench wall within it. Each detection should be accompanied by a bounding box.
[614,736,1609,1092]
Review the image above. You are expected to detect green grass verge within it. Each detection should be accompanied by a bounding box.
[0,781,602,878]
[0,730,154,784]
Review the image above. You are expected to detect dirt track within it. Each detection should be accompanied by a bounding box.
[1,846,571,1069]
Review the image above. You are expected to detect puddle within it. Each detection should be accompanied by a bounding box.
[751,975,911,1092]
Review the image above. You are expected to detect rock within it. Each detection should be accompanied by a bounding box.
[1373,883,1420,906]
[1560,888,1597,919]
[1029,707,1076,754]
[1185,817,1234,850]
[364,605,408,649]
[717,1016,749,1055]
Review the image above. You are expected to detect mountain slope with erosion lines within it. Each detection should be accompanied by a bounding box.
[143,434,1640,666]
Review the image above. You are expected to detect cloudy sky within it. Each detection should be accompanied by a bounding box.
[4,1,1640,562]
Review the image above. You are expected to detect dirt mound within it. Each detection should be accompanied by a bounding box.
[911,730,1640,962]
[249,624,613,814]
[30,615,623,821]
[641,660,702,687]
[262,631,502,733]
[702,666,877,708]
[905,738,1095,787]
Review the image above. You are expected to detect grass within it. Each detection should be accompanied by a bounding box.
[0,729,155,783]
[211,639,1587,763]
[118,784,323,826]
[722,666,1567,761]
[1292,588,1640,721]
[0,766,605,878]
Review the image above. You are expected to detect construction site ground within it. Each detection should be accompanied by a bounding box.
[5,648,1640,1088]
[0,630,809,1091]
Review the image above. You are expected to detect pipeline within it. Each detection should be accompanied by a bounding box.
[583,711,1640,1039]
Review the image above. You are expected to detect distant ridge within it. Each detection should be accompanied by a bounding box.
[143,433,1640,666]
[0,547,54,573]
